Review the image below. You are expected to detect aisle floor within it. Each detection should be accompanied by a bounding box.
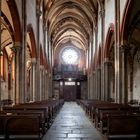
[42,102,103,140]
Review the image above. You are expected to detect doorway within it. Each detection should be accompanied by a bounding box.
[63,81,77,101]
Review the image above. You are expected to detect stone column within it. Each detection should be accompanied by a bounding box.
[89,74,92,99]
[29,65,33,101]
[8,62,12,100]
[19,0,27,103]
[0,0,2,108]
[89,73,93,99]
[30,58,36,101]
[86,49,90,99]
[97,67,101,100]
[48,74,53,98]
[43,70,46,100]
[40,65,45,100]
[35,6,41,101]
[98,67,101,100]
[87,74,90,99]
[90,31,94,99]
[47,73,50,98]
[50,73,53,98]
[92,71,96,99]
[95,26,98,100]
[114,0,121,103]
[120,46,128,103]
[42,69,45,100]
[89,71,95,99]
[44,70,48,99]
[101,64,104,100]
[12,42,21,104]
[47,73,50,99]
[100,7,105,101]
[39,65,44,100]
[94,69,98,99]
[104,58,112,101]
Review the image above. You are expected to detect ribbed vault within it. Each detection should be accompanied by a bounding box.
[44,0,98,52]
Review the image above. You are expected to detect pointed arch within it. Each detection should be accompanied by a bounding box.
[7,0,21,42]
[40,47,44,66]
[97,45,101,66]
[104,23,114,58]
[27,24,37,58]
[121,0,134,41]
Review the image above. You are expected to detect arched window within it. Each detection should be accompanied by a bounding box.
[61,47,79,64]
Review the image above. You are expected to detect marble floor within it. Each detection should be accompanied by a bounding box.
[42,102,103,140]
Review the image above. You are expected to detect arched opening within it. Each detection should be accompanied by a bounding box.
[53,40,86,101]
[104,24,115,101]
[0,0,21,104]
[121,0,140,103]
[25,25,37,102]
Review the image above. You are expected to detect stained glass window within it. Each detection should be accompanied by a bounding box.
[61,48,78,64]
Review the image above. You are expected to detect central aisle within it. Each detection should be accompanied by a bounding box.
[43,102,103,140]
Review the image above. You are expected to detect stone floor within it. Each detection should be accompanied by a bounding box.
[42,102,103,140]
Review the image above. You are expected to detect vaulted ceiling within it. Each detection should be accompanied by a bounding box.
[44,0,99,51]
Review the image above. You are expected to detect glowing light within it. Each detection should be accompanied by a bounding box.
[62,48,78,64]
[68,78,72,81]
[60,82,63,86]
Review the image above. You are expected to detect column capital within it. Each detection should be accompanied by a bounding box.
[36,3,42,17]
[31,58,37,64]
[104,61,112,67]
[96,66,101,71]
[14,42,21,47]
[40,65,44,70]
[120,45,130,53]
[48,73,52,78]
[93,26,98,32]
[99,9,105,17]
[11,42,21,52]
[92,70,95,74]
[104,57,109,62]
[120,40,130,51]
[104,58,112,65]
[43,25,48,32]
[120,40,128,47]
[45,69,48,74]
[88,74,91,78]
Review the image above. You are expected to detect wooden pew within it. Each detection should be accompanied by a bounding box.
[77,99,108,118]
[84,100,114,122]
[78,99,140,139]
[0,99,64,139]
[106,114,140,140]
[0,116,6,139]
[95,105,140,131]
[3,103,50,128]
[0,114,42,140]
[0,109,46,134]
[98,110,128,133]
[94,104,131,128]
[3,99,64,129]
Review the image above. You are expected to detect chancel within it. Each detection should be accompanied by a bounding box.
[1,0,140,140]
